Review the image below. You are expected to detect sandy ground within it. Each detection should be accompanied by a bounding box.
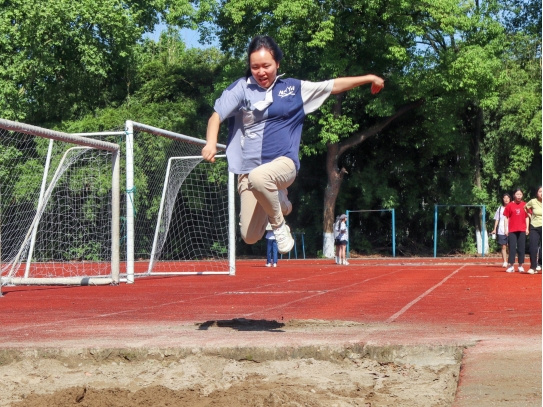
[0,319,539,407]
[2,344,461,407]
[0,259,540,407]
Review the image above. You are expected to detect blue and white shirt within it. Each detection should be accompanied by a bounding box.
[214,75,334,174]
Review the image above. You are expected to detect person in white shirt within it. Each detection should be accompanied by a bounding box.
[491,193,511,268]
[336,214,349,265]
[264,223,278,267]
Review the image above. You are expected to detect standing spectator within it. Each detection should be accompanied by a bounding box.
[333,215,341,264]
[525,186,542,274]
[337,214,349,265]
[264,223,278,267]
[504,188,529,273]
[491,193,511,268]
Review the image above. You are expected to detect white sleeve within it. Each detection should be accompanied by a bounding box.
[494,208,500,221]
[301,80,334,114]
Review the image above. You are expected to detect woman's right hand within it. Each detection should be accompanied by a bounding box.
[202,143,217,163]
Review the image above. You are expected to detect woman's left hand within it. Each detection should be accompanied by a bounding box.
[371,76,385,94]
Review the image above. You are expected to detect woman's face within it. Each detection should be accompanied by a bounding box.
[503,195,511,205]
[249,48,279,89]
[514,190,523,202]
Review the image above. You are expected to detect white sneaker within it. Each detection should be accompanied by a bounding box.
[518,266,525,273]
[273,263,277,268]
[273,222,294,254]
[502,262,508,268]
[343,260,350,265]
[527,269,536,275]
[536,266,541,272]
[278,189,292,216]
[265,263,271,267]
[505,266,515,273]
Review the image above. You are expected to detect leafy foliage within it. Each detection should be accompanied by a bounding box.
[0,0,540,257]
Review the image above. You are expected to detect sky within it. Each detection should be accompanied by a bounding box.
[145,24,217,49]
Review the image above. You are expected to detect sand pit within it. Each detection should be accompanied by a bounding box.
[1,342,462,407]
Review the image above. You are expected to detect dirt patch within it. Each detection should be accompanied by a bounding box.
[1,344,462,407]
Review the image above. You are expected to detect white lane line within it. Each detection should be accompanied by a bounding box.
[386,265,466,323]
[242,270,403,317]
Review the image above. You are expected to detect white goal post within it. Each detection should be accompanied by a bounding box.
[0,118,235,291]
[0,119,121,288]
[124,121,235,281]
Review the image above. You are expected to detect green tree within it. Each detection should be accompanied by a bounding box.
[409,0,540,250]
[198,0,429,256]
[481,0,542,196]
[0,0,208,123]
[59,33,225,258]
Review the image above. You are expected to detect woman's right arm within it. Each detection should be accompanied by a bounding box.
[202,112,221,163]
[492,219,498,234]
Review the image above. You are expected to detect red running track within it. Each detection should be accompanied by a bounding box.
[0,257,540,345]
[1,257,540,407]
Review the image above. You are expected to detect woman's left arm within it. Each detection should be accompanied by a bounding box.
[331,75,384,95]
[525,200,533,213]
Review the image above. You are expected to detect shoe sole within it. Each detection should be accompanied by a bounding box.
[275,223,294,254]
[277,239,294,254]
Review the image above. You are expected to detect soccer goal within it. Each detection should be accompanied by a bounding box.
[433,204,487,257]
[124,121,235,280]
[346,209,396,257]
[0,119,121,288]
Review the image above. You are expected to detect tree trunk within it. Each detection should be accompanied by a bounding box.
[322,143,346,257]
[322,99,424,258]
[473,104,486,254]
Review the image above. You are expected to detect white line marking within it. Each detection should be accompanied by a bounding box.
[242,270,402,317]
[225,291,325,294]
[386,265,466,323]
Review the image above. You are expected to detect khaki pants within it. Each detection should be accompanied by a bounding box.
[238,157,296,244]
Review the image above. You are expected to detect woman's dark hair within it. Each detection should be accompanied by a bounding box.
[502,192,511,201]
[245,35,283,78]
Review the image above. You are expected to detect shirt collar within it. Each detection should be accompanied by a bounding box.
[246,74,285,111]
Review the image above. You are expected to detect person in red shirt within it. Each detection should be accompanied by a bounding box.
[503,188,530,273]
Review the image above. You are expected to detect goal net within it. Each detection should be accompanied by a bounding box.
[125,121,235,278]
[0,119,120,288]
